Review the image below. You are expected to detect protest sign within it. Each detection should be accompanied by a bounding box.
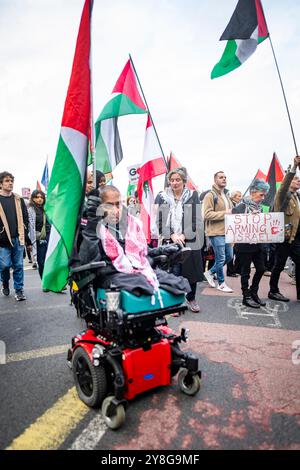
[21,187,31,199]
[225,212,285,244]
[127,164,140,185]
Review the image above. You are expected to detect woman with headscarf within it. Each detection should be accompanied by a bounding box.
[28,190,51,279]
[155,167,204,312]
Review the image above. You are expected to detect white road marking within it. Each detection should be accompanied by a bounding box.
[227,298,287,328]
[5,344,69,363]
[69,413,107,450]
[0,304,70,315]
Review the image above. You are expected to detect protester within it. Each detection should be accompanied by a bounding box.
[28,190,51,280]
[232,179,270,308]
[85,170,94,194]
[23,197,37,268]
[203,171,233,292]
[95,170,106,189]
[230,190,242,206]
[155,167,203,313]
[0,171,31,300]
[269,156,300,302]
[78,186,190,299]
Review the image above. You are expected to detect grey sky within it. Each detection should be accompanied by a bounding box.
[1,0,300,196]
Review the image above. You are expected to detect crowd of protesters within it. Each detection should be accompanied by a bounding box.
[1,156,300,310]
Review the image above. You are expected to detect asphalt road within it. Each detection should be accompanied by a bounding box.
[1,264,300,450]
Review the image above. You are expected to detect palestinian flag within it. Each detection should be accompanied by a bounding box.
[211,0,269,79]
[137,116,167,242]
[94,59,147,173]
[167,151,198,190]
[255,168,267,181]
[43,0,92,292]
[262,152,285,211]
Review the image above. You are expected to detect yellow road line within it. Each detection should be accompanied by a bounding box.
[6,387,90,450]
[6,344,69,363]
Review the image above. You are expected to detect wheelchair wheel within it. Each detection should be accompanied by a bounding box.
[101,396,126,430]
[178,369,201,396]
[72,347,107,408]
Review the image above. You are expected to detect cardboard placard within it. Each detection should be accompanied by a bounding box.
[225,212,285,244]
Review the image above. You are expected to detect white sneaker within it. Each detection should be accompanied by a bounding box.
[204,271,216,288]
[217,282,233,293]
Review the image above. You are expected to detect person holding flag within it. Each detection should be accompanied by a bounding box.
[269,156,300,302]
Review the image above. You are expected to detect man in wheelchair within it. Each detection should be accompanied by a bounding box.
[68,185,201,429]
[77,185,191,299]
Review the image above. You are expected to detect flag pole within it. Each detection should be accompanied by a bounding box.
[268,35,299,156]
[261,2,299,157]
[129,54,168,170]
[89,0,97,188]
[243,172,257,197]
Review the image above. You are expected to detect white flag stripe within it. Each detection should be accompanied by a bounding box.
[61,126,88,184]
[236,26,258,64]
[100,118,117,169]
[44,225,60,262]
[142,124,163,165]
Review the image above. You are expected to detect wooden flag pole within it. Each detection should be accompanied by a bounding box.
[129,54,168,170]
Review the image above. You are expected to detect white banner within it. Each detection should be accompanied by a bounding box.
[127,164,140,185]
[225,212,285,244]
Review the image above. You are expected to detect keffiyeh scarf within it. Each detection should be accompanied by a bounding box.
[160,187,192,234]
[98,214,162,306]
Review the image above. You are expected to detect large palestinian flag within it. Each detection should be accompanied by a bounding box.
[43,0,92,292]
[211,0,269,79]
[262,152,285,211]
[137,116,167,242]
[94,59,147,173]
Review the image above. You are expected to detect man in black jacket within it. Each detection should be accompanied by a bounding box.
[0,172,32,300]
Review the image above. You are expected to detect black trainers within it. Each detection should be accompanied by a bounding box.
[2,284,10,296]
[242,296,260,309]
[15,290,26,301]
[268,292,290,302]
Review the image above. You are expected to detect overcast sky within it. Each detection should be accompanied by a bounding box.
[1,0,300,196]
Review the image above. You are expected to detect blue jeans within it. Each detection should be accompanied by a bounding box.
[208,236,233,285]
[0,238,24,291]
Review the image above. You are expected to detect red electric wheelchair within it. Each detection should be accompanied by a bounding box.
[67,245,201,430]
